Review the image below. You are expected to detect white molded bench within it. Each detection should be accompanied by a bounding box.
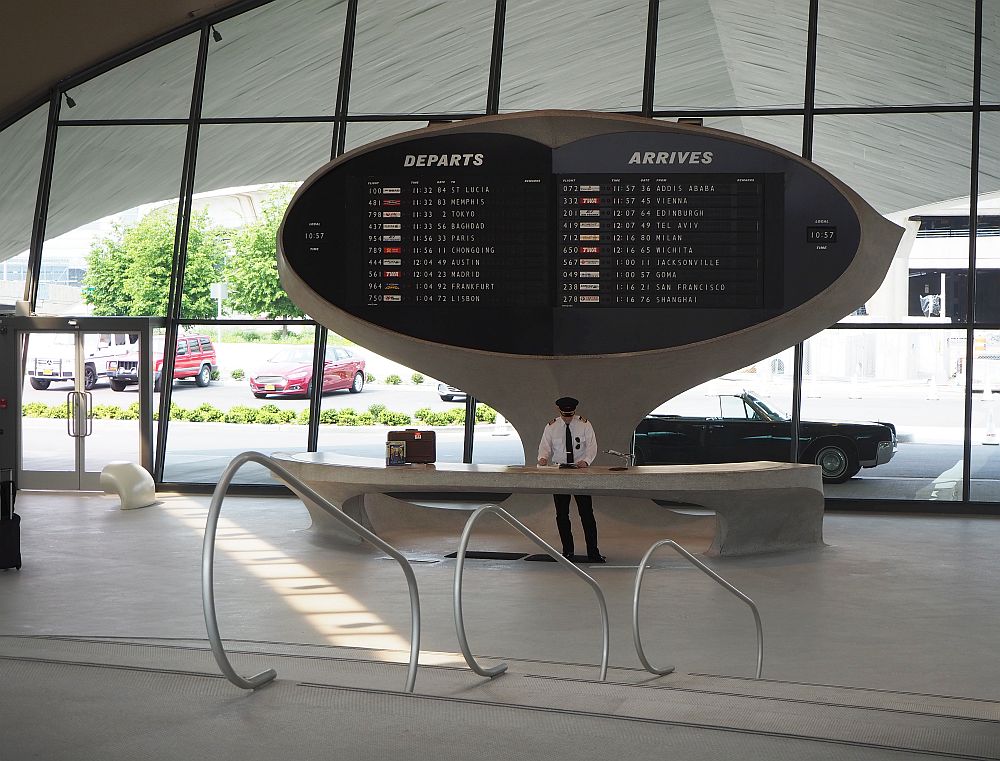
[100,462,156,510]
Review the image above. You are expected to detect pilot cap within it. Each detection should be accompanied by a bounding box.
[555,396,579,412]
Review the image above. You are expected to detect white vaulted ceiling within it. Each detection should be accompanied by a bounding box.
[1,0,998,265]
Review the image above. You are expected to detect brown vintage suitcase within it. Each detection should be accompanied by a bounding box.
[387,429,437,463]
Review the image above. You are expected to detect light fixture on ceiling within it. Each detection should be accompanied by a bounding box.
[677,117,703,126]
[211,26,222,42]
[62,91,76,109]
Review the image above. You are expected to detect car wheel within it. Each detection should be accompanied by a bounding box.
[349,372,364,394]
[110,379,128,392]
[253,392,267,399]
[83,365,97,391]
[812,443,859,484]
[28,377,51,390]
[196,364,211,387]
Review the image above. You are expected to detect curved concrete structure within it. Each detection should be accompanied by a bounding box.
[279,111,904,468]
[273,452,825,557]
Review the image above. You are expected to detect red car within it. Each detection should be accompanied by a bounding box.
[249,346,365,398]
[108,335,218,392]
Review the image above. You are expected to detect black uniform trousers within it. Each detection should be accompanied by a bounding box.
[553,493,599,558]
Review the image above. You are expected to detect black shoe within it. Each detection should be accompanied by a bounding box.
[587,554,606,564]
[562,552,574,561]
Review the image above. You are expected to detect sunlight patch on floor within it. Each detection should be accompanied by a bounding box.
[160,496,463,666]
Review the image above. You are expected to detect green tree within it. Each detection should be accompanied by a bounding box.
[82,206,227,318]
[224,185,305,320]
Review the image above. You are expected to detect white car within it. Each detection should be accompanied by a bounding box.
[26,332,139,391]
[437,383,466,402]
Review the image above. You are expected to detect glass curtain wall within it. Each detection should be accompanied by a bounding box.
[0,105,46,306]
[6,0,1000,505]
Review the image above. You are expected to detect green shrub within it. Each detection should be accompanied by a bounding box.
[297,408,311,425]
[121,402,141,421]
[210,369,221,381]
[319,407,340,424]
[254,408,283,424]
[368,403,387,417]
[169,404,189,421]
[197,403,225,423]
[418,411,450,426]
[259,403,281,414]
[378,411,412,426]
[254,406,295,424]
[236,329,262,342]
[356,412,376,426]
[224,405,257,424]
[46,404,69,419]
[21,402,49,417]
[337,409,360,426]
[413,407,431,421]
[475,404,497,423]
[186,408,206,423]
[385,374,401,385]
[92,404,123,420]
[230,368,245,381]
[366,372,375,383]
[411,372,424,385]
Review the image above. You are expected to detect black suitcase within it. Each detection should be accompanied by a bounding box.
[1,470,20,571]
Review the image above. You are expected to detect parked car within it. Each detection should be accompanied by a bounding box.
[107,335,217,392]
[633,390,897,483]
[437,383,466,402]
[26,332,139,390]
[249,345,365,399]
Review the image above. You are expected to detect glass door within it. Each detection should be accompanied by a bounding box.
[20,330,79,488]
[17,320,154,490]
[81,329,142,489]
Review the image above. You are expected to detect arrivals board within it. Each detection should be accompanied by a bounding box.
[281,122,858,355]
[555,174,770,308]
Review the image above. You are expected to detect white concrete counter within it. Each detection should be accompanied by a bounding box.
[273,452,825,557]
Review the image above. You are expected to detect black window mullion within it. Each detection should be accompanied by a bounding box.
[309,0,360,453]
[486,0,507,114]
[641,0,659,118]
[24,91,62,310]
[962,0,984,502]
[790,0,821,467]
[154,25,212,482]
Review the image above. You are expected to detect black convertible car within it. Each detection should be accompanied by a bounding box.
[633,390,897,483]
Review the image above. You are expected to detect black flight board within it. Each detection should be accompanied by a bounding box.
[282,125,862,355]
[557,174,764,308]
[355,176,549,308]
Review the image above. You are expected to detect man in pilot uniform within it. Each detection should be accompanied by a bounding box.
[536,396,605,563]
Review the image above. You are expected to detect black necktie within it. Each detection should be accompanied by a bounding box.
[565,423,574,464]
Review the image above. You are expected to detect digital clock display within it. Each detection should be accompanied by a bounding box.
[807,225,837,243]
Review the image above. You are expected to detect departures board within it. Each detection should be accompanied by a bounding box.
[280,121,860,355]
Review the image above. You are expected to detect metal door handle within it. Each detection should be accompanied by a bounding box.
[66,391,90,438]
[83,391,93,437]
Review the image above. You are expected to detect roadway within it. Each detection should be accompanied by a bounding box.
[18,375,1000,501]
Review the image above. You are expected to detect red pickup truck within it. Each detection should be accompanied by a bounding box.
[107,335,218,392]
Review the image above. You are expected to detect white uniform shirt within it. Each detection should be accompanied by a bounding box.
[537,415,598,466]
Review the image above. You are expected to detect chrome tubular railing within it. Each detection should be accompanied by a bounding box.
[633,539,763,679]
[453,504,609,681]
[202,451,422,693]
